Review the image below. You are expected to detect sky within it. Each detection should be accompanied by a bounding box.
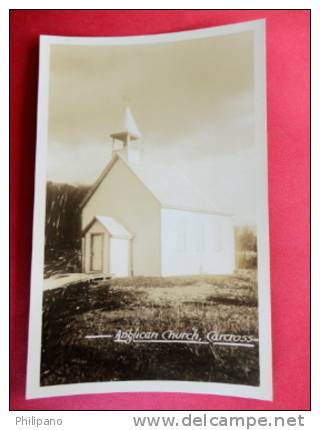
[47,30,259,224]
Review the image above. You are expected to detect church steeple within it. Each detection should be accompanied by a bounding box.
[111,107,142,164]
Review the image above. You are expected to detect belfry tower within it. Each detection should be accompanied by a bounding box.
[111,106,142,164]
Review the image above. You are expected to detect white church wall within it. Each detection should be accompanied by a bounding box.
[109,237,130,277]
[161,208,235,276]
[82,158,161,276]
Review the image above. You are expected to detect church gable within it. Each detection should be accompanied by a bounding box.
[81,153,162,277]
[81,155,161,231]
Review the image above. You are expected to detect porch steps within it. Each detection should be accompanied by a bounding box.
[43,273,112,291]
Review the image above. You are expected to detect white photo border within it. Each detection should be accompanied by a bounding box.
[26,19,272,401]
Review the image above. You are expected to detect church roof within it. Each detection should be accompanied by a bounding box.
[80,152,231,216]
[82,215,132,238]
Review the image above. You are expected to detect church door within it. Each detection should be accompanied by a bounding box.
[90,233,104,272]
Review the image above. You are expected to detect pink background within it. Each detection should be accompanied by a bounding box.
[10,10,310,410]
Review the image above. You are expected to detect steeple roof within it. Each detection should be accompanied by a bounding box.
[123,106,141,138]
[111,106,141,141]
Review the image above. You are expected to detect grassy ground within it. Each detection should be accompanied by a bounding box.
[41,270,259,386]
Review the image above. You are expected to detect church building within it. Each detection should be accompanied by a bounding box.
[80,107,235,277]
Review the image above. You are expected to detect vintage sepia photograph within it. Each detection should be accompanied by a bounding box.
[27,21,272,400]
